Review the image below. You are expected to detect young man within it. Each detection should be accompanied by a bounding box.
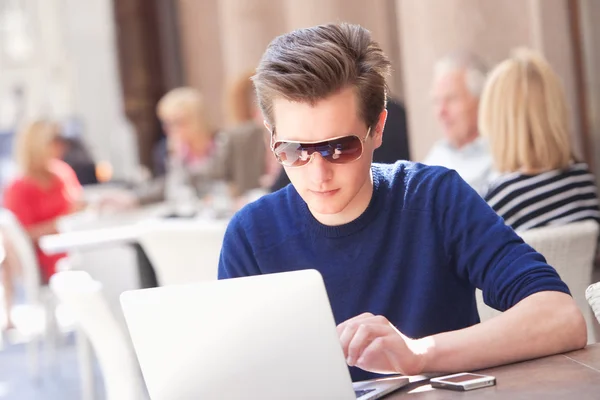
[218,23,586,382]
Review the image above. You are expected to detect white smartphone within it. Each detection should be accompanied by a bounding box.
[430,372,496,391]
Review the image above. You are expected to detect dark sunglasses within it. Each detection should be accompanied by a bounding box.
[270,127,371,167]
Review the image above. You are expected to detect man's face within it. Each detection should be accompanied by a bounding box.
[271,87,385,225]
[432,69,479,149]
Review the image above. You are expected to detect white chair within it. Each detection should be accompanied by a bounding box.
[586,282,600,325]
[477,220,600,343]
[137,220,228,286]
[475,290,502,322]
[50,271,143,400]
[0,209,61,380]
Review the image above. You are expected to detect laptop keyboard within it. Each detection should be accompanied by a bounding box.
[355,388,376,398]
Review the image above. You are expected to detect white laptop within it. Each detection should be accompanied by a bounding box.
[120,269,418,399]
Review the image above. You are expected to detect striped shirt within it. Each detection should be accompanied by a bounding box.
[484,162,600,232]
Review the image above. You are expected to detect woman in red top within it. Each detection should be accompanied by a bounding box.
[2,120,83,328]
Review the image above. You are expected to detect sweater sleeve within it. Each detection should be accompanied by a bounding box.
[218,210,261,279]
[434,170,570,311]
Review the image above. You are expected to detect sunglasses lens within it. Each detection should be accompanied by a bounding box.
[273,141,311,167]
[324,136,363,164]
[273,135,364,167]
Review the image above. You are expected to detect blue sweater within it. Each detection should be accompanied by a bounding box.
[218,162,570,382]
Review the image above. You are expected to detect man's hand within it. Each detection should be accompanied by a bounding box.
[337,313,429,376]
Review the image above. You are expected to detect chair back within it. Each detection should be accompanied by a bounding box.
[586,282,600,325]
[0,209,42,302]
[50,271,143,400]
[477,220,600,343]
[137,220,227,286]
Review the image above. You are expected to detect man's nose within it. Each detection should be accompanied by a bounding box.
[307,152,333,183]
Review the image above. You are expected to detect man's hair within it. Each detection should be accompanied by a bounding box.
[252,23,391,132]
[433,51,488,98]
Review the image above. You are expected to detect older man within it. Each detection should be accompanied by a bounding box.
[424,52,494,195]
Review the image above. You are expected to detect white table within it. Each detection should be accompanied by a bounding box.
[39,203,169,255]
[40,202,230,255]
[40,225,139,255]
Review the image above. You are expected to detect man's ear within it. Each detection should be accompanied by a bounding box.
[263,120,272,132]
[373,109,388,149]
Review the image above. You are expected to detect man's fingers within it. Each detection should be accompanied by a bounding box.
[346,323,395,366]
[346,324,375,366]
[336,312,374,335]
[338,323,360,359]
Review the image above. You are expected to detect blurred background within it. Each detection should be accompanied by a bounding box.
[0,1,600,399]
[0,0,599,181]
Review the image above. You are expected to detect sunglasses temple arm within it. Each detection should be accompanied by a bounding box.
[269,129,276,151]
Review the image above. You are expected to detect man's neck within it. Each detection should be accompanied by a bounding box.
[309,170,374,226]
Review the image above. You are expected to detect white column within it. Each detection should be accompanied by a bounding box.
[61,0,138,179]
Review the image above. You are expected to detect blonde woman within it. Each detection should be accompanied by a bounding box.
[157,87,218,169]
[480,49,600,231]
[137,87,227,205]
[143,84,272,205]
[2,121,83,303]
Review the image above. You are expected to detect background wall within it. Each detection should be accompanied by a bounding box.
[398,0,582,161]
[1,0,597,179]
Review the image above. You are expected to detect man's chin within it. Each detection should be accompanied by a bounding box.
[309,205,344,215]
[306,198,347,216]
